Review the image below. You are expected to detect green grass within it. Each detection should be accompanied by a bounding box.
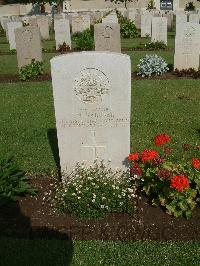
[0,239,199,266]
[0,32,175,74]
[0,79,199,174]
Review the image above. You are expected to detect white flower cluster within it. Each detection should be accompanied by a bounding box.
[137,54,169,77]
[54,161,138,218]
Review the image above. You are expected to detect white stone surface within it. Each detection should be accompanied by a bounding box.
[37,16,49,40]
[54,19,71,50]
[15,26,42,68]
[189,14,200,23]
[71,15,90,33]
[94,23,121,53]
[141,14,153,37]
[7,21,22,50]
[50,52,131,175]
[174,23,200,70]
[102,13,118,24]
[151,17,167,45]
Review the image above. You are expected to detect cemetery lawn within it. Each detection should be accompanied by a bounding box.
[0,238,200,266]
[0,79,199,174]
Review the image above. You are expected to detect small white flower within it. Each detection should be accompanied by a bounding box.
[118,195,122,198]
[102,197,106,200]
[100,205,105,209]
[77,196,81,199]
[92,199,95,203]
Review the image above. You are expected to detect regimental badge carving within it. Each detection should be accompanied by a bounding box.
[74,68,109,104]
[22,29,33,42]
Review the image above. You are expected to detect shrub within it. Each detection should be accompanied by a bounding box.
[72,28,94,51]
[147,0,156,9]
[145,41,167,50]
[57,42,71,53]
[117,11,139,38]
[185,1,195,11]
[10,49,16,54]
[128,134,200,219]
[53,161,137,219]
[0,155,36,204]
[19,59,44,81]
[173,68,200,79]
[137,54,169,77]
[133,41,167,51]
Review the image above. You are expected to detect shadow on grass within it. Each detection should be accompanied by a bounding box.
[47,128,61,179]
[0,197,74,265]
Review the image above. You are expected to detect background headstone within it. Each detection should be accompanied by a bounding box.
[94,23,121,53]
[54,19,71,50]
[15,26,42,69]
[189,14,200,23]
[71,15,90,33]
[50,52,131,175]
[7,21,22,50]
[151,17,167,45]
[174,23,200,70]
[141,14,152,37]
[102,13,118,24]
[37,16,49,40]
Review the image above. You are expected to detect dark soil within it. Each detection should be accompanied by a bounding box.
[0,72,199,84]
[1,177,200,241]
[0,73,51,83]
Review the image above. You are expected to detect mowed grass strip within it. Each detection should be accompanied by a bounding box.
[0,238,199,266]
[0,79,199,174]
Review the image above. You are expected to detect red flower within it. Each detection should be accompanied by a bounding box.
[192,158,200,170]
[154,134,171,146]
[141,149,158,163]
[170,175,189,192]
[130,162,143,176]
[128,153,139,161]
[157,168,172,179]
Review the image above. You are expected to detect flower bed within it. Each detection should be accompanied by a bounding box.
[128,134,200,219]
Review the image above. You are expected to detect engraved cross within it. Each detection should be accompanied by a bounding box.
[82,130,106,161]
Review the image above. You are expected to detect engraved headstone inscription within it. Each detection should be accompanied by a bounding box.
[50,52,131,176]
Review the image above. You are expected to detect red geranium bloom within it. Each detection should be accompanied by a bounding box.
[141,149,158,163]
[154,134,171,146]
[128,153,139,161]
[192,158,200,170]
[170,175,189,192]
[130,162,143,176]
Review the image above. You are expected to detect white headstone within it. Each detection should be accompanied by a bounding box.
[141,14,153,37]
[50,52,131,175]
[94,23,121,53]
[7,21,22,50]
[54,19,71,50]
[15,26,42,69]
[151,17,167,45]
[174,23,200,70]
[102,14,118,24]
[71,15,90,33]
[37,16,49,40]
[189,14,200,24]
